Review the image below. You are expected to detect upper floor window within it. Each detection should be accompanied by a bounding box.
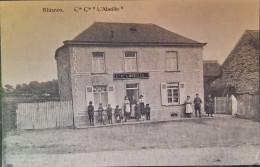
[92,52,105,72]
[125,52,137,72]
[166,51,178,71]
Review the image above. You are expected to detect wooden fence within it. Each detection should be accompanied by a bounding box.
[16,101,73,129]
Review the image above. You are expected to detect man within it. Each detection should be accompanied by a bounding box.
[193,94,202,118]
[87,101,94,126]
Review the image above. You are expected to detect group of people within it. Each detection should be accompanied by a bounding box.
[184,94,214,118]
[87,95,151,126]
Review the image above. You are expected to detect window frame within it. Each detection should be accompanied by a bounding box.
[93,85,108,108]
[166,83,180,105]
[124,51,138,72]
[166,51,178,71]
[92,52,106,73]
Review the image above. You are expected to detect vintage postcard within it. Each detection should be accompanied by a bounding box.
[1,0,259,166]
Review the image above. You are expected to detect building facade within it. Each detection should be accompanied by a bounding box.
[55,22,206,126]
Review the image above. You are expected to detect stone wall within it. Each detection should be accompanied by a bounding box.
[56,47,72,101]
[221,32,259,94]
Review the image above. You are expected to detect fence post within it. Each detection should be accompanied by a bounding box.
[214,97,217,113]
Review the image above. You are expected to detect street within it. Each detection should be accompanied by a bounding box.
[3,115,260,166]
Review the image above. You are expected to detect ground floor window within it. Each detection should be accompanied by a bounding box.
[167,83,179,104]
[161,82,184,105]
[93,86,107,107]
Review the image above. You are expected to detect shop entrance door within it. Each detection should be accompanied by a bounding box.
[126,83,139,118]
[126,83,139,101]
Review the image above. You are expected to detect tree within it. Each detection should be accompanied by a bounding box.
[4,84,14,92]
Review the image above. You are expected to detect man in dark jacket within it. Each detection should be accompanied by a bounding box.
[193,94,202,118]
[87,101,94,126]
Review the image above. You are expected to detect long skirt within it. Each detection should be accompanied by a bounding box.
[140,103,145,115]
[206,104,214,114]
[131,104,136,117]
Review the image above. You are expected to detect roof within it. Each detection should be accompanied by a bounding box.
[66,22,206,46]
[246,30,259,43]
[203,60,221,77]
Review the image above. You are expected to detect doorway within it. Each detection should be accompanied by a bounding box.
[126,83,139,101]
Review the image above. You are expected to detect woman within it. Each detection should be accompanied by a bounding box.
[184,96,193,118]
[138,95,145,118]
[124,96,130,122]
[206,94,214,117]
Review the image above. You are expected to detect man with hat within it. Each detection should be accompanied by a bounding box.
[87,101,94,126]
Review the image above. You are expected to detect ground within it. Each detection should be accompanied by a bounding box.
[2,115,260,166]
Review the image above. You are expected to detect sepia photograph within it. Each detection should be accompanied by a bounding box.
[1,0,259,166]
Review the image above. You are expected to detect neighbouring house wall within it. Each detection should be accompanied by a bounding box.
[65,45,204,126]
[56,47,72,101]
[221,32,259,95]
[236,94,259,121]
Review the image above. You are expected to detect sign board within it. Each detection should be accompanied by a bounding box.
[113,72,149,80]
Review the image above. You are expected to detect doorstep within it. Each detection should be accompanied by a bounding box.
[76,115,216,129]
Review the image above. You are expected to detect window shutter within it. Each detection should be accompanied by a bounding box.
[179,82,186,104]
[161,83,167,105]
[86,86,94,106]
[108,85,116,108]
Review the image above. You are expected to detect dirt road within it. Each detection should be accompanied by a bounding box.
[3,115,260,166]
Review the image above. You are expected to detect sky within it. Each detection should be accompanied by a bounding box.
[1,0,259,87]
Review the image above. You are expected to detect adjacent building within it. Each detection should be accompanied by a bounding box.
[203,60,221,98]
[211,30,259,120]
[55,22,207,126]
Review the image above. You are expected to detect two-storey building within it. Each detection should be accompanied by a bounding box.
[55,22,206,126]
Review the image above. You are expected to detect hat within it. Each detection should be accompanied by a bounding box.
[89,101,92,104]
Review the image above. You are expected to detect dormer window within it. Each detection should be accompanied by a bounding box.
[129,27,137,32]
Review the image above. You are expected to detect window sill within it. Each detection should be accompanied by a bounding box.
[163,104,184,106]
[164,70,181,73]
[91,72,107,75]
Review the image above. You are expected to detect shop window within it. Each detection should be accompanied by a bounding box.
[92,52,105,72]
[166,51,178,71]
[125,52,137,72]
[93,86,108,107]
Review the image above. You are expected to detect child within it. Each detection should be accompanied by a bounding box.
[114,105,120,123]
[107,104,113,124]
[145,104,151,120]
[87,101,94,126]
[98,103,105,125]
[119,109,123,123]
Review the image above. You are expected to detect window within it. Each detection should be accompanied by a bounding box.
[167,83,179,104]
[92,52,105,72]
[166,51,178,71]
[161,82,186,105]
[125,52,137,72]
[93,86,108,107]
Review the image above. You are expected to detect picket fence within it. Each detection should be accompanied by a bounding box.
[16,101,73,129]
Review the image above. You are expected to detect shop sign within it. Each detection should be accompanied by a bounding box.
[113,72,149,80]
